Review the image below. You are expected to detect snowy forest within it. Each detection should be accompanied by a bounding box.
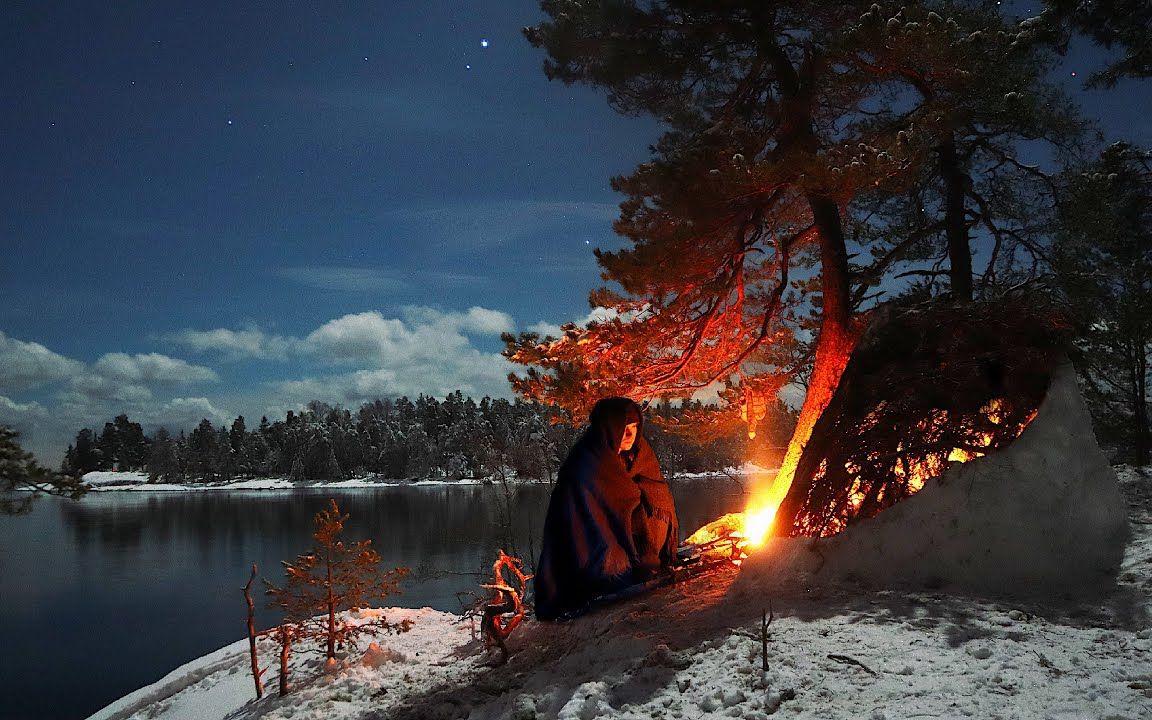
[57,394,794,483]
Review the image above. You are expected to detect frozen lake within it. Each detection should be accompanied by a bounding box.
[0,478,749,720]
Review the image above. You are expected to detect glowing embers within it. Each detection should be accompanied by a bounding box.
[683,512,754,566]
[799,396,1040,537]
[684,472,788,564]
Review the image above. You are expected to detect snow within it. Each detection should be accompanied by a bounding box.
[81,472,509,492]
[86,468,1152,720]
[84,367,1148,719]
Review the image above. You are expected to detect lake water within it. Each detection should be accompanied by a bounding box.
[0,478,749,720]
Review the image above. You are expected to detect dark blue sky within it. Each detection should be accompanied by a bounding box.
[1,1,1149,463]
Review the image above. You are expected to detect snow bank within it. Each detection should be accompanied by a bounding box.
[82,471,151,487]
[86,608,476,720]
[737,361,1130,599]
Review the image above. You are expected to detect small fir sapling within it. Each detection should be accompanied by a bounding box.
[266,499,411,664]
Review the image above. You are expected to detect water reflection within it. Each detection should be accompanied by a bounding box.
[0,478,747,720]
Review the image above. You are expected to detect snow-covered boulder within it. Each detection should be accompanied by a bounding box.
[737,361,1129,598]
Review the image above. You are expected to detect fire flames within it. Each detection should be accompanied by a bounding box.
[686,397,1039,561]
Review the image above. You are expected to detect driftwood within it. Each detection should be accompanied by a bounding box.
[776,297,1070,536]
[480,550,533,666]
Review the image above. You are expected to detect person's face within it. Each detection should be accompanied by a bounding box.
[619,422,639,452]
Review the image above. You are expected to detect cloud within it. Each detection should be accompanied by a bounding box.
[1,304,521,464]
[0,395,49,421]
[92,352,219,385]
[398,306,514,336]
[167,327,295,361]
[0,331,85,392]
[304,307,514,366]
[0,333,228,463]
[269,306,518,405]
[147,397,231,428]
[304,312,415,364]
[270,353,512,408]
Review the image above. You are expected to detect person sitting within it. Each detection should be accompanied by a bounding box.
[533,397,679,621]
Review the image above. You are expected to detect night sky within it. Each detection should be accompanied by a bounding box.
[1,1,1149,464]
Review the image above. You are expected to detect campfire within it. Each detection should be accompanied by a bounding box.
[685,299,1063,558]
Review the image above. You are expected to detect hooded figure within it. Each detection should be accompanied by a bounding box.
[534,397,679,621]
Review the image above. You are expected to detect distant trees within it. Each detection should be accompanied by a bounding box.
[1,425,86,514]
[1052,143,1152,464]
[66,394,755,483]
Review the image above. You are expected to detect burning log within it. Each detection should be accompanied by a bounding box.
[772,297,1068,537]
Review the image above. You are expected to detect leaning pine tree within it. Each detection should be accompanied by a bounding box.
[505,0,1077,534]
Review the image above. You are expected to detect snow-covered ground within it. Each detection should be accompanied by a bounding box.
[87,466,1151,720]
[80,471,515,492]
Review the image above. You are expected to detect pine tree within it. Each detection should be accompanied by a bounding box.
[230,416,249,477]
[846,2,1082,301]
[265,500,410,660]
[97,421,120,471]
[148,427,182,483]
[72,428,101,474]
[188,418,219,482]
[113,414,150,471]
[1,425,86,515]
[509,0,1088,528]
[1052,142,1152,464]
[1042,0,1152,86]
[510,0,968,503]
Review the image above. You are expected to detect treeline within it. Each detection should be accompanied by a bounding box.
[62,393,789,483]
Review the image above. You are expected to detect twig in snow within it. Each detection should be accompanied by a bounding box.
[1032,650,1064,676]
[827,654,878,675]
[761,603,774,671]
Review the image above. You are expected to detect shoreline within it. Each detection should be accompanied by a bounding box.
[80,467,777,494]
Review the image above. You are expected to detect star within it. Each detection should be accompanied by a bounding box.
[480,39,490,48]
[227,119,234,125]
[465,64,471,70]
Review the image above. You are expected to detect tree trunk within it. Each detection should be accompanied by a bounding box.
[765,194,857,532]
[243,564,263,700]
[939,136,973,302]
[278,625,292,697]
[1133,336,1150,465]
[326,548,336,660]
